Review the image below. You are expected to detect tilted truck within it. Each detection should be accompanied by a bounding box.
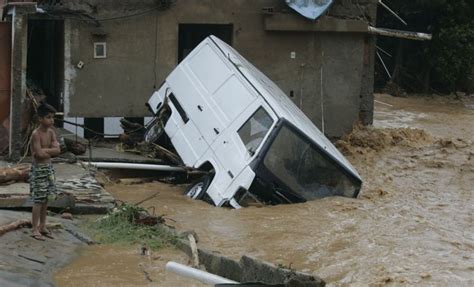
[146,36,362,208]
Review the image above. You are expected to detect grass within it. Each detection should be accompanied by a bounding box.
[86,203,178,250]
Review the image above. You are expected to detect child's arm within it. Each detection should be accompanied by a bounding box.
[31,132,51,160]
[43,129,61,157]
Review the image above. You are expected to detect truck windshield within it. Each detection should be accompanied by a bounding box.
[263,125,359,200]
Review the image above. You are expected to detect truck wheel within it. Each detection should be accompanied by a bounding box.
[184,175,211,200]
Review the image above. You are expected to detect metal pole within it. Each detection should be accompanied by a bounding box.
[378,0,408,26]
[90,162,186,172]
[376,51,392,79]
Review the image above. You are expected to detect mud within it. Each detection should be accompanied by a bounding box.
[57,94,474,286]
[55,245,205,287]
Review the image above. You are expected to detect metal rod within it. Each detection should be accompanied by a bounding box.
[376,45,392,58]
[165,261,239,285]
[376,51,392,79]
[368,26,432,41]
[374,100,394,107]
[378,0,408,26]
[89,162,186,172]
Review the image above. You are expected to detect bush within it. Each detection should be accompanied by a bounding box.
[376,0,474,93]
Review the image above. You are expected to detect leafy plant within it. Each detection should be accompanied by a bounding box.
[376,0,474,93]
[86,203,177,250]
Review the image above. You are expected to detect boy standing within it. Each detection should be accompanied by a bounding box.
[30,103,60,241]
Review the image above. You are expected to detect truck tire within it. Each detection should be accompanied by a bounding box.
[184,175,211,200]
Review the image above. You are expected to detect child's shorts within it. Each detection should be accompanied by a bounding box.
[30,163,56,203]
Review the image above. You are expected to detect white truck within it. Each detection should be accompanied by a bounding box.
[146,36,362,208]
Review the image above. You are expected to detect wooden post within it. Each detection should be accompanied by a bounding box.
[8,4,35,160]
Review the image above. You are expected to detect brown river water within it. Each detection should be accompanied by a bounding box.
[56,94,474,286]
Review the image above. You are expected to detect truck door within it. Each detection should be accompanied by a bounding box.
[212,102,276,182]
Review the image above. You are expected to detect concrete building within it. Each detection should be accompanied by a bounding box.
[0,0,377,159]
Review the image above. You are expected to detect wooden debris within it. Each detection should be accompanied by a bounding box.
[118,177,154,185]
[0,165,30,184]
[134,191,160,206]
[188,233,200,268]
[61,212,73,220]
[0,219,63,237]
[135,213,164,226]
[0,219,31,236]
[120,118,145,147]
[64,137,86,155]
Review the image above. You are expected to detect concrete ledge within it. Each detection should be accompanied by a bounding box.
[176,238,325,286]
[241,255,324,286]
[264,13,368,33]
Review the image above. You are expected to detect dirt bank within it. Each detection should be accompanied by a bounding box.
[57,94,474,286]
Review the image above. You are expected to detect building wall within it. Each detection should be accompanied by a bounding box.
[61,0,377,137]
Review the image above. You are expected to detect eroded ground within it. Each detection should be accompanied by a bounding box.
[56,94,474,286]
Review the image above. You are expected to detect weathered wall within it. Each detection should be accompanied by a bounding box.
[59,0,377,137]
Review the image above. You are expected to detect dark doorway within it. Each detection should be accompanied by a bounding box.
[178,24,233,62]
[27,20,64,113]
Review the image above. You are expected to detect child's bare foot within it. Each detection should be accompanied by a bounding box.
[39,228,54,239]
[31,231,46,241]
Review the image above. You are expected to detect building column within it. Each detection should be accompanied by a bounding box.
[8,5,34,160]
[359,35,376,126]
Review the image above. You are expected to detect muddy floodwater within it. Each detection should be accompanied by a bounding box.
[55,245,206,286]
[56,94,474,286]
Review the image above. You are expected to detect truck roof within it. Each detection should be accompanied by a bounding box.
[207,36,362,182]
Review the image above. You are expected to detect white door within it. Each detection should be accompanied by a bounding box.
[211,102,277,180]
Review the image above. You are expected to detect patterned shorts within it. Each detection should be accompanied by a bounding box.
[30,163,56,203]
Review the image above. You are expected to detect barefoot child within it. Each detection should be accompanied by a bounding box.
[30,103,60,241]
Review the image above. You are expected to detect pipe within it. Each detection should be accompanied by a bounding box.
[89,162,186,172]
[368,26,432,41]
[165,261,238,285]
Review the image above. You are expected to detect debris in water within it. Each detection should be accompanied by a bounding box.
[336,124,433,155]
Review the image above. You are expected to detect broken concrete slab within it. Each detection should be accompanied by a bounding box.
[240,255,324,286]
[0,162,114,213]
[176,238,325,286]
[0,193,75,209]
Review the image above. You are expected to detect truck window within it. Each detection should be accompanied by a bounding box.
[263,125,359,199]
[238,107,273,156]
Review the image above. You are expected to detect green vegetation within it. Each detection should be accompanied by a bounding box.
[376,0,474,93]
[86,203,178,250]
